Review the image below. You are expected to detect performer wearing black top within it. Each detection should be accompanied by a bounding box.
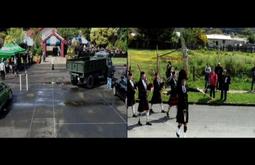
[127,73,137,117]
[251,66,255,91]
[166,61,172,79]
[166,71,178,118]
[150,72,165,114]
[137,71,152,126]
[215,63,223,90]
[176,69,189,138]
[220,69,231,101]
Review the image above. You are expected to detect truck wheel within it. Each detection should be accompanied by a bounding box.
[86,75,94,89]
[71,76,78,85]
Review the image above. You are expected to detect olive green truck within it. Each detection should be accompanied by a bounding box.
[66,51,115,88]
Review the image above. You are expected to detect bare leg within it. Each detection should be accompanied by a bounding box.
[146,110,152,125]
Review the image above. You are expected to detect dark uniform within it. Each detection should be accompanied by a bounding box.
[127,79,136,107]
[150,78,164,104]
[251,67,255,91]
[221,74,231,101]
[166,63,172,79]
[215,64,223,90]
[176,82,189,124]
[137,79,149,112]
[168,77,178,106]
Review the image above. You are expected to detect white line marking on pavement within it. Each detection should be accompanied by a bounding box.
[55,122,125,125]
[28,95,37,137]
[98,92,127,124]
[52,79,56,138]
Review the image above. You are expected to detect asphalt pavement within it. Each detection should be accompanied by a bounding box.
[128,103,255,138]
[0,63,126,138]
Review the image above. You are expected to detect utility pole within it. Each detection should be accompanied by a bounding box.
[180,34,189,76]
[156,44,159,75]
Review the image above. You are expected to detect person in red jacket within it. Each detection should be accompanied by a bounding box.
[209,69,218,99]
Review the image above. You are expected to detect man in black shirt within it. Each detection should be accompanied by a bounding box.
[215,63,223,90]
[251,66,255,91]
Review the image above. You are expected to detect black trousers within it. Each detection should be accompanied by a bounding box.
[210,85,216,98]
[0,71,5,80]
[251,78,255,90]
[220,90,227,100]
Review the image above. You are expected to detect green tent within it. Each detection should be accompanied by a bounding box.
[0,43,26,59]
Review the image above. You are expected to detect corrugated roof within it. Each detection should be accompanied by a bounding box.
[206,34,247,42]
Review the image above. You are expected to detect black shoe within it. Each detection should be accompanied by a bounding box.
[132,114,138,118]
[176,132,180,138]
[146,122,152,126]
[138,120,142,126]
[150,109,155,114]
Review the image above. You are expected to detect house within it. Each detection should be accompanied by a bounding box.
[40,28,67,57]
[206,34,247,48]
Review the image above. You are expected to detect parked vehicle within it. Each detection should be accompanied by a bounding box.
[0,82,12,111]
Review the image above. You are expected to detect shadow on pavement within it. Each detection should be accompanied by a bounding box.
[150,116,173,124]
[128,123,141,131]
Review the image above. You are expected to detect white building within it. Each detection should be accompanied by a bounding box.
[206,34,247,48]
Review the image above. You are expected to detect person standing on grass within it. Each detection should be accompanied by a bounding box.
[127,72,137,117]
[215,62,223,90]
[166,71,178,118]
[166,61,172,79]
[150,72,165,114]
[137,71,152,126]
[176,69,189,138]
[209,69,218,99]
[221,69,231,101]
[204,64,211,93]
[0,59,6,80]
[251,66,255,91]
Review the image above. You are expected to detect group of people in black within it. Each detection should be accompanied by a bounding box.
[204,63,231,101]
[75,43,127,58]
[127,61,189,137]
[0,51,33,80]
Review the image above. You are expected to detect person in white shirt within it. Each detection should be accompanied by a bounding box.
[0,59,6,80]
[204,64,211,92]
[127,73,137,117]
[137,71,152,126]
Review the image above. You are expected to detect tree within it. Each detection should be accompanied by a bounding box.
[128,28,174,49]
[90,28,118,48]
[4,28,25,44]
[241,28,253,36]
[170,32,180,48]
[182,28,207,49]
[114,28,128,51]
[0,32,6,48]
[57,28,80,40]
[248,34,255,44]
[206,28,223,34]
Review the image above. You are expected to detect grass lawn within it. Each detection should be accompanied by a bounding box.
[129,49,255,105]
[135,90,255,105]
[112,57,127,66]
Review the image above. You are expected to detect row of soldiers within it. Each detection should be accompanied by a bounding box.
[127,63,189,137]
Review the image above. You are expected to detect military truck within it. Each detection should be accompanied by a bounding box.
[66,51,115,88]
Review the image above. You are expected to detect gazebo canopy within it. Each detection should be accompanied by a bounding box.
[0,43,26,59]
